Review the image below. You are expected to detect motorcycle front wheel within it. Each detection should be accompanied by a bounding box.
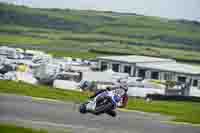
[79,103,87,114]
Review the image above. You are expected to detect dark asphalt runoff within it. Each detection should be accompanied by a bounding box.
[0,93,200,133]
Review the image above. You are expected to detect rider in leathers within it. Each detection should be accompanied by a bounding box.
[89,80,129,116]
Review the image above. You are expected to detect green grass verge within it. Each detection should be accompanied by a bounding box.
[0,124,47,133]
[0,80,88,103]
[127,98,200,124]
[0,80,200,124]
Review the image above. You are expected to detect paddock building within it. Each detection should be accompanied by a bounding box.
[97,55,200,88]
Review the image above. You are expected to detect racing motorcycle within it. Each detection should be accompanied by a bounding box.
[79,89,124,117]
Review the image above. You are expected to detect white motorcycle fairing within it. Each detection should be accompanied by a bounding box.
[86,90,121,112]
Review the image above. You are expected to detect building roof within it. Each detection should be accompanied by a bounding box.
[82,69,129,83]
[97,55,174,64]
[137,62,200,75]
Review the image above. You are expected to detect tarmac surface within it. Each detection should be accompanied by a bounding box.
[0,93,200,133]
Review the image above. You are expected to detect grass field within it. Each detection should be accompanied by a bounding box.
[0,34,51,45]
[1,3,200,63]
[0,124,47,133]
[48,51,104,59]
[0,80,200,124]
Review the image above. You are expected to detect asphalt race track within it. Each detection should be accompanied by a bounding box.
[0,93,200,133]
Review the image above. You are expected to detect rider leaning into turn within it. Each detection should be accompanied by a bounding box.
[89,79,129,108]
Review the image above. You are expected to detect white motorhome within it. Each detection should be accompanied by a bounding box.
[0,46,23,59]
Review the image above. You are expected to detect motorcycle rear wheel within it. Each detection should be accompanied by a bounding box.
[106,110,117,117]
[95,102,113,115]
